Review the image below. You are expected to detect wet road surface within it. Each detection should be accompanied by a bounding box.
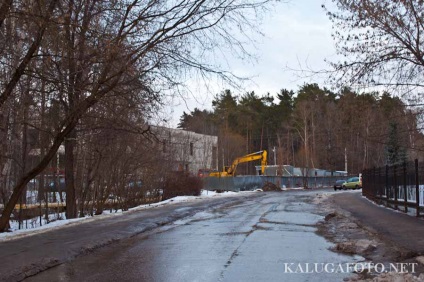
[25,190,360,282]
[0,194,258,281]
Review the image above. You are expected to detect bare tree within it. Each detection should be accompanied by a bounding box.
[324,1,424,92]
[0,0,274,231]
[0,0,59,107]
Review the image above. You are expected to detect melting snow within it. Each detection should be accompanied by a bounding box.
[0,190,253,241]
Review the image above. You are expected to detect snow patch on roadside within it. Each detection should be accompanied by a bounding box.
[0,190,253,241]
[313,192,332,205]
[0,216,91,242]
[313,190,362,205]
[361,195,420,218]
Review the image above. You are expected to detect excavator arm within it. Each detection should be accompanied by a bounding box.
[226,150,267,175]
[209,150,267,177]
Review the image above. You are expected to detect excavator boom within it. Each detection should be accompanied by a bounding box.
[209,150,267,177]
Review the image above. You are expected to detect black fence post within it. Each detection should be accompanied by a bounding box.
[373,167,376,200]
[375,167,381,199]
[378,166,382,200]
[394,164,398,210]
[416,159,420,217]
[365,169,369,198]
[404,161,407,213]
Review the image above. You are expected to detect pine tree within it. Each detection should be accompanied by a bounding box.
[385,122,407,165]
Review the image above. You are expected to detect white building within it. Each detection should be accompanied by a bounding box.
[152,126,218,174]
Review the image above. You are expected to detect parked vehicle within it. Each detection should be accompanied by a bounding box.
[334,180,346,191]
[342,177,362,190]
[47,178,65,192]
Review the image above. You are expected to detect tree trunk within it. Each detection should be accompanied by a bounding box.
[0,114,79,232]
[65,129,77,219]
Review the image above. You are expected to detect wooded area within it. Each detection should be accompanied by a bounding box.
[178,85,424,175]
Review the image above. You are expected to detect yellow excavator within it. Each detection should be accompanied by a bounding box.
[209,150,267,177]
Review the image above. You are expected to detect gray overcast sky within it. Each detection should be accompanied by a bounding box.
[163,0,337,127]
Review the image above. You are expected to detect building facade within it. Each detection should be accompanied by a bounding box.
[152,126,218,175]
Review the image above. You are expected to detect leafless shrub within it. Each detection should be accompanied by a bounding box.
[162,172,203,200]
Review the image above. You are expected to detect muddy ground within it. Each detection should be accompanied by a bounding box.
[314,192,424,282]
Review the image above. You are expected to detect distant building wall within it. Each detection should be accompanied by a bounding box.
[152,126,218,174]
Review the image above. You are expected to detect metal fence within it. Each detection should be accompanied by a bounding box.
[203,175,349,192]
[362,159,424,216]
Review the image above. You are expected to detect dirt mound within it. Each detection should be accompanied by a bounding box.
[262,182,281,192]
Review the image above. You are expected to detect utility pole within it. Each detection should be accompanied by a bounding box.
[222,149,225,171]
[344,147,348,173]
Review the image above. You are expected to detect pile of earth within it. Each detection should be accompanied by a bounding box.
[262,182,281,192]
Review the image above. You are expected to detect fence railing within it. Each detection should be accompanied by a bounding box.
[362,159,424,216]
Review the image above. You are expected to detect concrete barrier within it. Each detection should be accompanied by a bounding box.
[203,175,349,191]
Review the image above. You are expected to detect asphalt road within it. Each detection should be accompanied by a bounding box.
[0,194,260,281]
[22,190,357,282]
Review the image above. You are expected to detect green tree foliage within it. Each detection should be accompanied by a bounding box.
[295,83,336,104]
[385,122,407,165]
[276,89,294,120]
[177,108,216,135]
[212,89,239,130]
